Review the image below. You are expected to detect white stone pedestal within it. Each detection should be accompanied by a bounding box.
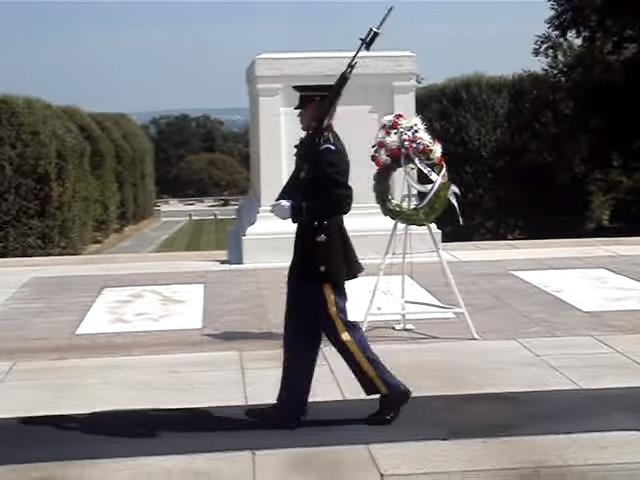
[227,51,442,265]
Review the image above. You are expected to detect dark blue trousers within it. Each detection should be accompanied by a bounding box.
[275,277,403,415]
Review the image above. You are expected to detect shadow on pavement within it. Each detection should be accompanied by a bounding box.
[203,331,284,342]
[3,387,640,466]
[16,407,368,438]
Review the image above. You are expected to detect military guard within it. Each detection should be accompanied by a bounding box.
[244,84,411,429]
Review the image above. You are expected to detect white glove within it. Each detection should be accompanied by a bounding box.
[271,200,292,220]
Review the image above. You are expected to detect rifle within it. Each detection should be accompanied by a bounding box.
[311,6,394,134]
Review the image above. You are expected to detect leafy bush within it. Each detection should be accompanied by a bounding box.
[59,105,118,240]
[90,113,136,229]
[0,95,93,256]
[0,94,156,257]
[102,113,155,222]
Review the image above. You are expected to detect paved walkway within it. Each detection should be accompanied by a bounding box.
[2,236,640,477]
[104,219,186,254]
[3,336,640,477]
[2,239,640,362]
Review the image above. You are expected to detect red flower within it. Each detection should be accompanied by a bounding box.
[371,154,385,168]
[389,147,400,159]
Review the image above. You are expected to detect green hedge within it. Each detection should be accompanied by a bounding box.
[0,94,155,257]
[107,113,156,222]
[59,106,118,240]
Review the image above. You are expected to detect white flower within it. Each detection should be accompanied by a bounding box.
[386,133,401,147]
[431,141,442,159]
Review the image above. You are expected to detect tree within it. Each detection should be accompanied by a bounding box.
[533,0,640,230]
[180,152,249,197]
[144,114,249,198]
[498,71,590,237]
[218,125,250,171]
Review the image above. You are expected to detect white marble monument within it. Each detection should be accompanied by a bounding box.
[227,51,442,264]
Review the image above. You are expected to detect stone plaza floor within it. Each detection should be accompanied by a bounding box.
[2,237,640,478]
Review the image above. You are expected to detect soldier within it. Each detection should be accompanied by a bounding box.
[244,85,411,429]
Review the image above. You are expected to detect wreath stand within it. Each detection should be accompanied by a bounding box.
[358,111,481,340]
[360,179,481,340]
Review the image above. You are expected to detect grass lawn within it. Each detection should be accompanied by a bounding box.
[154,218,233,253]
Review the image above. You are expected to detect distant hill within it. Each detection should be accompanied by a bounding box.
[129,107,249,130]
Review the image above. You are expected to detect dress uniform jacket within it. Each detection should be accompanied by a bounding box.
[276,127,364,284]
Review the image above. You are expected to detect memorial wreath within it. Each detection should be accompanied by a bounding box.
[370,113,462,226]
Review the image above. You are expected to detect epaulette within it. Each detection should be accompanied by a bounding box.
[319,131,337,151]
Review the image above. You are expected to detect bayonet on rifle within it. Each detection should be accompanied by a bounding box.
[313,6,395,133]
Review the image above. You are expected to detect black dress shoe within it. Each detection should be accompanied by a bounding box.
[244,404,304,430]
[367,386,412,425]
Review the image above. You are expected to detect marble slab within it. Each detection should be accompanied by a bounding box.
[75,283,204,334]
[511,268,640,312]
[452,246,612,261]
[256,445,380,480]
[0,363,13,382]
[38,262,219,277]
[323,340,577,399]
[0,352,244,417]
[541,352,640,389]
[518,336,614,356]
[0,271,35,308]
[597,334,640,363]
[370,432,640,477]
[345,274,455,323]
[0,452,253,480]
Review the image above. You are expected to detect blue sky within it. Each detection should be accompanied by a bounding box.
[0,1,550,113]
